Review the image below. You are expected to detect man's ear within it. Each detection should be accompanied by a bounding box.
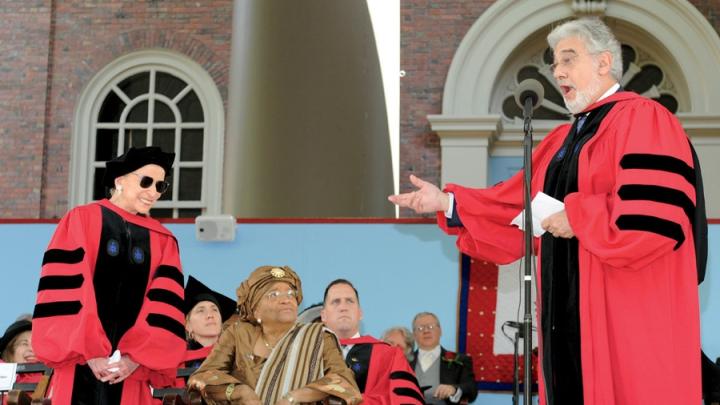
[320,308,327,323]
[598,51,612,76]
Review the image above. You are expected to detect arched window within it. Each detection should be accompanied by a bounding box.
[501,43,680,120]
[71,50,225,218]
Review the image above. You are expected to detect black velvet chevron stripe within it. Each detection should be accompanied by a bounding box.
[37,274,84,291]
[153,265,184,288]
[147,288,184,313]
[146,313,186,340]
[33,301,82,318]
[390,370,421,385]
[620,154,695,186]
[393,387,425,403]
[42,248,85,265]
[616,214,685,249]
[618,184,695,226]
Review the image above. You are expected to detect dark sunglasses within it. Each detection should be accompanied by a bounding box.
[129,172,170,193]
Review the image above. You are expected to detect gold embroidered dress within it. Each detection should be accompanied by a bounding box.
[190,321,361,405]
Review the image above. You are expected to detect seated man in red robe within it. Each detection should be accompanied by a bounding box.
[321,279,424,405]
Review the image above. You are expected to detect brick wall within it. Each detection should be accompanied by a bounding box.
[0,0,233,218]
[0,1,52,218]
[690,0,720,34]
[2,1,720,218]
[399,1,494,217]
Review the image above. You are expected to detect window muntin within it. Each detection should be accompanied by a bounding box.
[91,69,207,218]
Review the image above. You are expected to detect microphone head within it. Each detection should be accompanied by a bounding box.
[514,79,545,111]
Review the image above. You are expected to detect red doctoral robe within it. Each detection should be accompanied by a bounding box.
[175,343,212,387]
[33,199,186,405]
[340,336,424,405]
[438,92,701,404]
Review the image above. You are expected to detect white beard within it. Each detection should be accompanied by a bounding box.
[563,74,602,114]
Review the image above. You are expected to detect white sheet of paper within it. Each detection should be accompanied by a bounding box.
[107,349,122,373]
[510,192,565,237]
[0,362,18,391]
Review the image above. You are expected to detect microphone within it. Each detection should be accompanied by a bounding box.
[514,79,544,111]
[505,321,522,329]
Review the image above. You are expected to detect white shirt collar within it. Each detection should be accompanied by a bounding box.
[341,332,361,359]
[418,345,441,358]
[597,82,620,103]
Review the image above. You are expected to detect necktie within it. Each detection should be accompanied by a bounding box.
[576,114,588,131]
[420,351,434,372]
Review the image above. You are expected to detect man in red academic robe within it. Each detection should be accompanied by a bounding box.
[33,147,187,405]
[390,18,704,405]
[321,279,425,405]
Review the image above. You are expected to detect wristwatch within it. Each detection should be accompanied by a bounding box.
[283,392,297,404]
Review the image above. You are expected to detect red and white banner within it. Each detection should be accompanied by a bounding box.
[457,254,539,390]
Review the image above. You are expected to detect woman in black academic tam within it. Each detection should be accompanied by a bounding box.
[32,146,187,405]
[183,276,237,368]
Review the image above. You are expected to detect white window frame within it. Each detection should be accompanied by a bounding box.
[70,49,225,215]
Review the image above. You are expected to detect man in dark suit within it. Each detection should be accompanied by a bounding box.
[411,312,478,405]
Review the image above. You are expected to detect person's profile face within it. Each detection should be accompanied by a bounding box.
[320,283,363,338]
[11,331,36,363]
[114,163,167,215]
[413,314,441,350]
[186,300,222,344]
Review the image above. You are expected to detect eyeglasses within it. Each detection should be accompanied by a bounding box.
[414,323,439,333]
[129,172,170,194]
[266,289,298,302]
[549,52,581,74]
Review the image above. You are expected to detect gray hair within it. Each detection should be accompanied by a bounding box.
[547,18,623,82]
[412,311,440,329]
[382,326,415,360]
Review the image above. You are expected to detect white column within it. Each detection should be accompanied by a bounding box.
[427,115,502,188]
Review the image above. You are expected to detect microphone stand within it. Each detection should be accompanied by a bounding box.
[512,327,523,405]
[520,96,535,405]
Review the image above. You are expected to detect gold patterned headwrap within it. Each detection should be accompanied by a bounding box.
[236,265,303,322]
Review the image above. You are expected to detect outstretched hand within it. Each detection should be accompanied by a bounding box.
[388,175,450,214]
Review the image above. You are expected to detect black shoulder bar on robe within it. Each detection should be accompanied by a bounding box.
[146,313,186,340]
[153,265,184,289]
[42,248,85,265]
[615,214,684,250]
[147,288,184,314]
[33,301,83,318]
[393,387,426,404]
[37,274,84,291]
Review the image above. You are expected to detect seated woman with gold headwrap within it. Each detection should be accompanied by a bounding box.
[188,266,362,405]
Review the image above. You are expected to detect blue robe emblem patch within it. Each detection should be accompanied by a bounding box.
[107,239,120,256]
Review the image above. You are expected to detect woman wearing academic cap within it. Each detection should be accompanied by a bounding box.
[32,147,187,405]
[188,266,362,405]
[183,276,237,368]
[153,276,236,400]
[0,319,35,364]
[0,319,43,405]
